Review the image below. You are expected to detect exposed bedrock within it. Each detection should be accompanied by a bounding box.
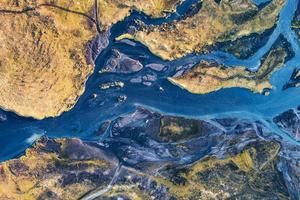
[99,49,143,74]
[283,68,300,90]
[274,107,300,141]
[1,107,298,199]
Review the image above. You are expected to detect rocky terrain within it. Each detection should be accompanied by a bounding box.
[99,49,143,74]
[274,107,300,141]
[292,0,300,38]
[0,0,181,119]
[283,68,300,90]
[0,137,118,200]
[98,0,183,30]
[168,35,293,94]
[117,0,285,60]
[0,0,103,119]
[0,0,300,199]
[0,107,299,200]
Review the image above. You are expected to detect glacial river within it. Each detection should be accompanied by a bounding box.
[0,0,299,161]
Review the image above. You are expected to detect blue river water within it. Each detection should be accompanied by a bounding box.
[0,0,299,161]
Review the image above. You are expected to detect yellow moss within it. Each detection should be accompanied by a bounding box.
[162,123,187,135]
[150,144,278,199]
[0,0,182,119]
[232,150,254,171]
[0,0,97,119]
[0,138,116,200]
[98,0,182,30]
[168,64,270,94]
[116,33,135,41]
[168,46,287,94]
[118,0,286,60]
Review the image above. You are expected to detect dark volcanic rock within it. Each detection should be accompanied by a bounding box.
[145,63,165,72]
[292,0,300,39]
[86,30,111,65]
[273,109,300,141]
[278,141,300,200]
[101,49,143,74]
[283,68,300,90]
[93,121,111,137]
[2,108,300,200]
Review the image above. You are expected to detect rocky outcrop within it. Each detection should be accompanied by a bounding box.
[99,49,143,74]
[292,0,300,39]
[1,108,299,199]
[274,107,300,141]
[283,68,300,90]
